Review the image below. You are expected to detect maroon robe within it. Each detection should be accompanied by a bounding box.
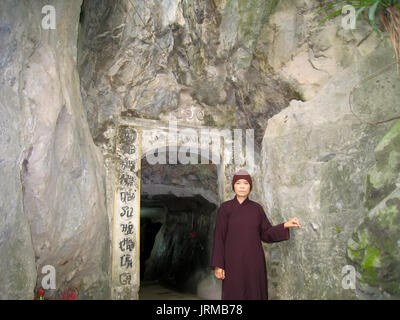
[210,195,290,300]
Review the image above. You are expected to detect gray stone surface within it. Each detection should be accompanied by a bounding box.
[0,0,39,300]
[77,0,296,155]
[1,0,400,300]
[261,44,400,299]
[79,0,400,300]
[347,120,400,299]
[0,0,110,299]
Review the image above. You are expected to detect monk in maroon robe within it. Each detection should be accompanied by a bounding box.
[211,169,301,300]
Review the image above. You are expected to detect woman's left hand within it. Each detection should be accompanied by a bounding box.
[284,217,301,228]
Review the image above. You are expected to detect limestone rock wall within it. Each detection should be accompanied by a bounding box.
[0,0,36,298]
[141,155,219,204]
[347,120,400,298]
[76,0,400,300]
[2,0,400,300]
[0,0,110,299]
[261,44,400,299]
[77,0,300,156]
[251,0,400,300]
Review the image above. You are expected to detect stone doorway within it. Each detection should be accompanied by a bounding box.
[138,150,219,299]
[111,119,227,299]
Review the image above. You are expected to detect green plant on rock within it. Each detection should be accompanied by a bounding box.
[317,0,400,73]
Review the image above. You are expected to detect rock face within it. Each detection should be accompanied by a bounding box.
[347,120,400,298]
[141,153,219,204]
[0,0,110,299]
[77,0,300,155]
[0,2,36,299]
[250,0,400,300]
[1,0,400,300]
[261,44,400,299]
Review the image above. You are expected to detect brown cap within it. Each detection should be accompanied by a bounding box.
[232,169,252,191]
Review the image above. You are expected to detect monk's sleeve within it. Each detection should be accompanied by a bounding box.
[259,206,290,243]
[210,205,227,269]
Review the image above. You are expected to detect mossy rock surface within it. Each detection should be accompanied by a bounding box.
[365,120,400,210]
[347,120,400,296]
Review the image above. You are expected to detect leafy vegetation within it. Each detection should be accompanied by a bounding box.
[317,1,400,73]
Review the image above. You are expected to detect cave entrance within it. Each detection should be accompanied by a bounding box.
[111,120,227,300]
[138,150,218,299]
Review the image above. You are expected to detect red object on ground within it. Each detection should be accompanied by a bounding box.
[61,289,78,300]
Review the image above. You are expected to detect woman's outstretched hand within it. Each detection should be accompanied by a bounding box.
[214,267,225,280]
[284,217,301,228]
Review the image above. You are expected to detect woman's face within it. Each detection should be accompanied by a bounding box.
[234,179,250,197]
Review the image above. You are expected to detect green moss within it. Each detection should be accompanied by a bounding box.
[374,119,400,153]
[360,232,368,248]
[361,245,380,285]
[350,119,400,296]
[348,192,400,294]
[347,247,361,260]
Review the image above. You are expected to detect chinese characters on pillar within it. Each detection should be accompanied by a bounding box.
[112,126,140,299]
